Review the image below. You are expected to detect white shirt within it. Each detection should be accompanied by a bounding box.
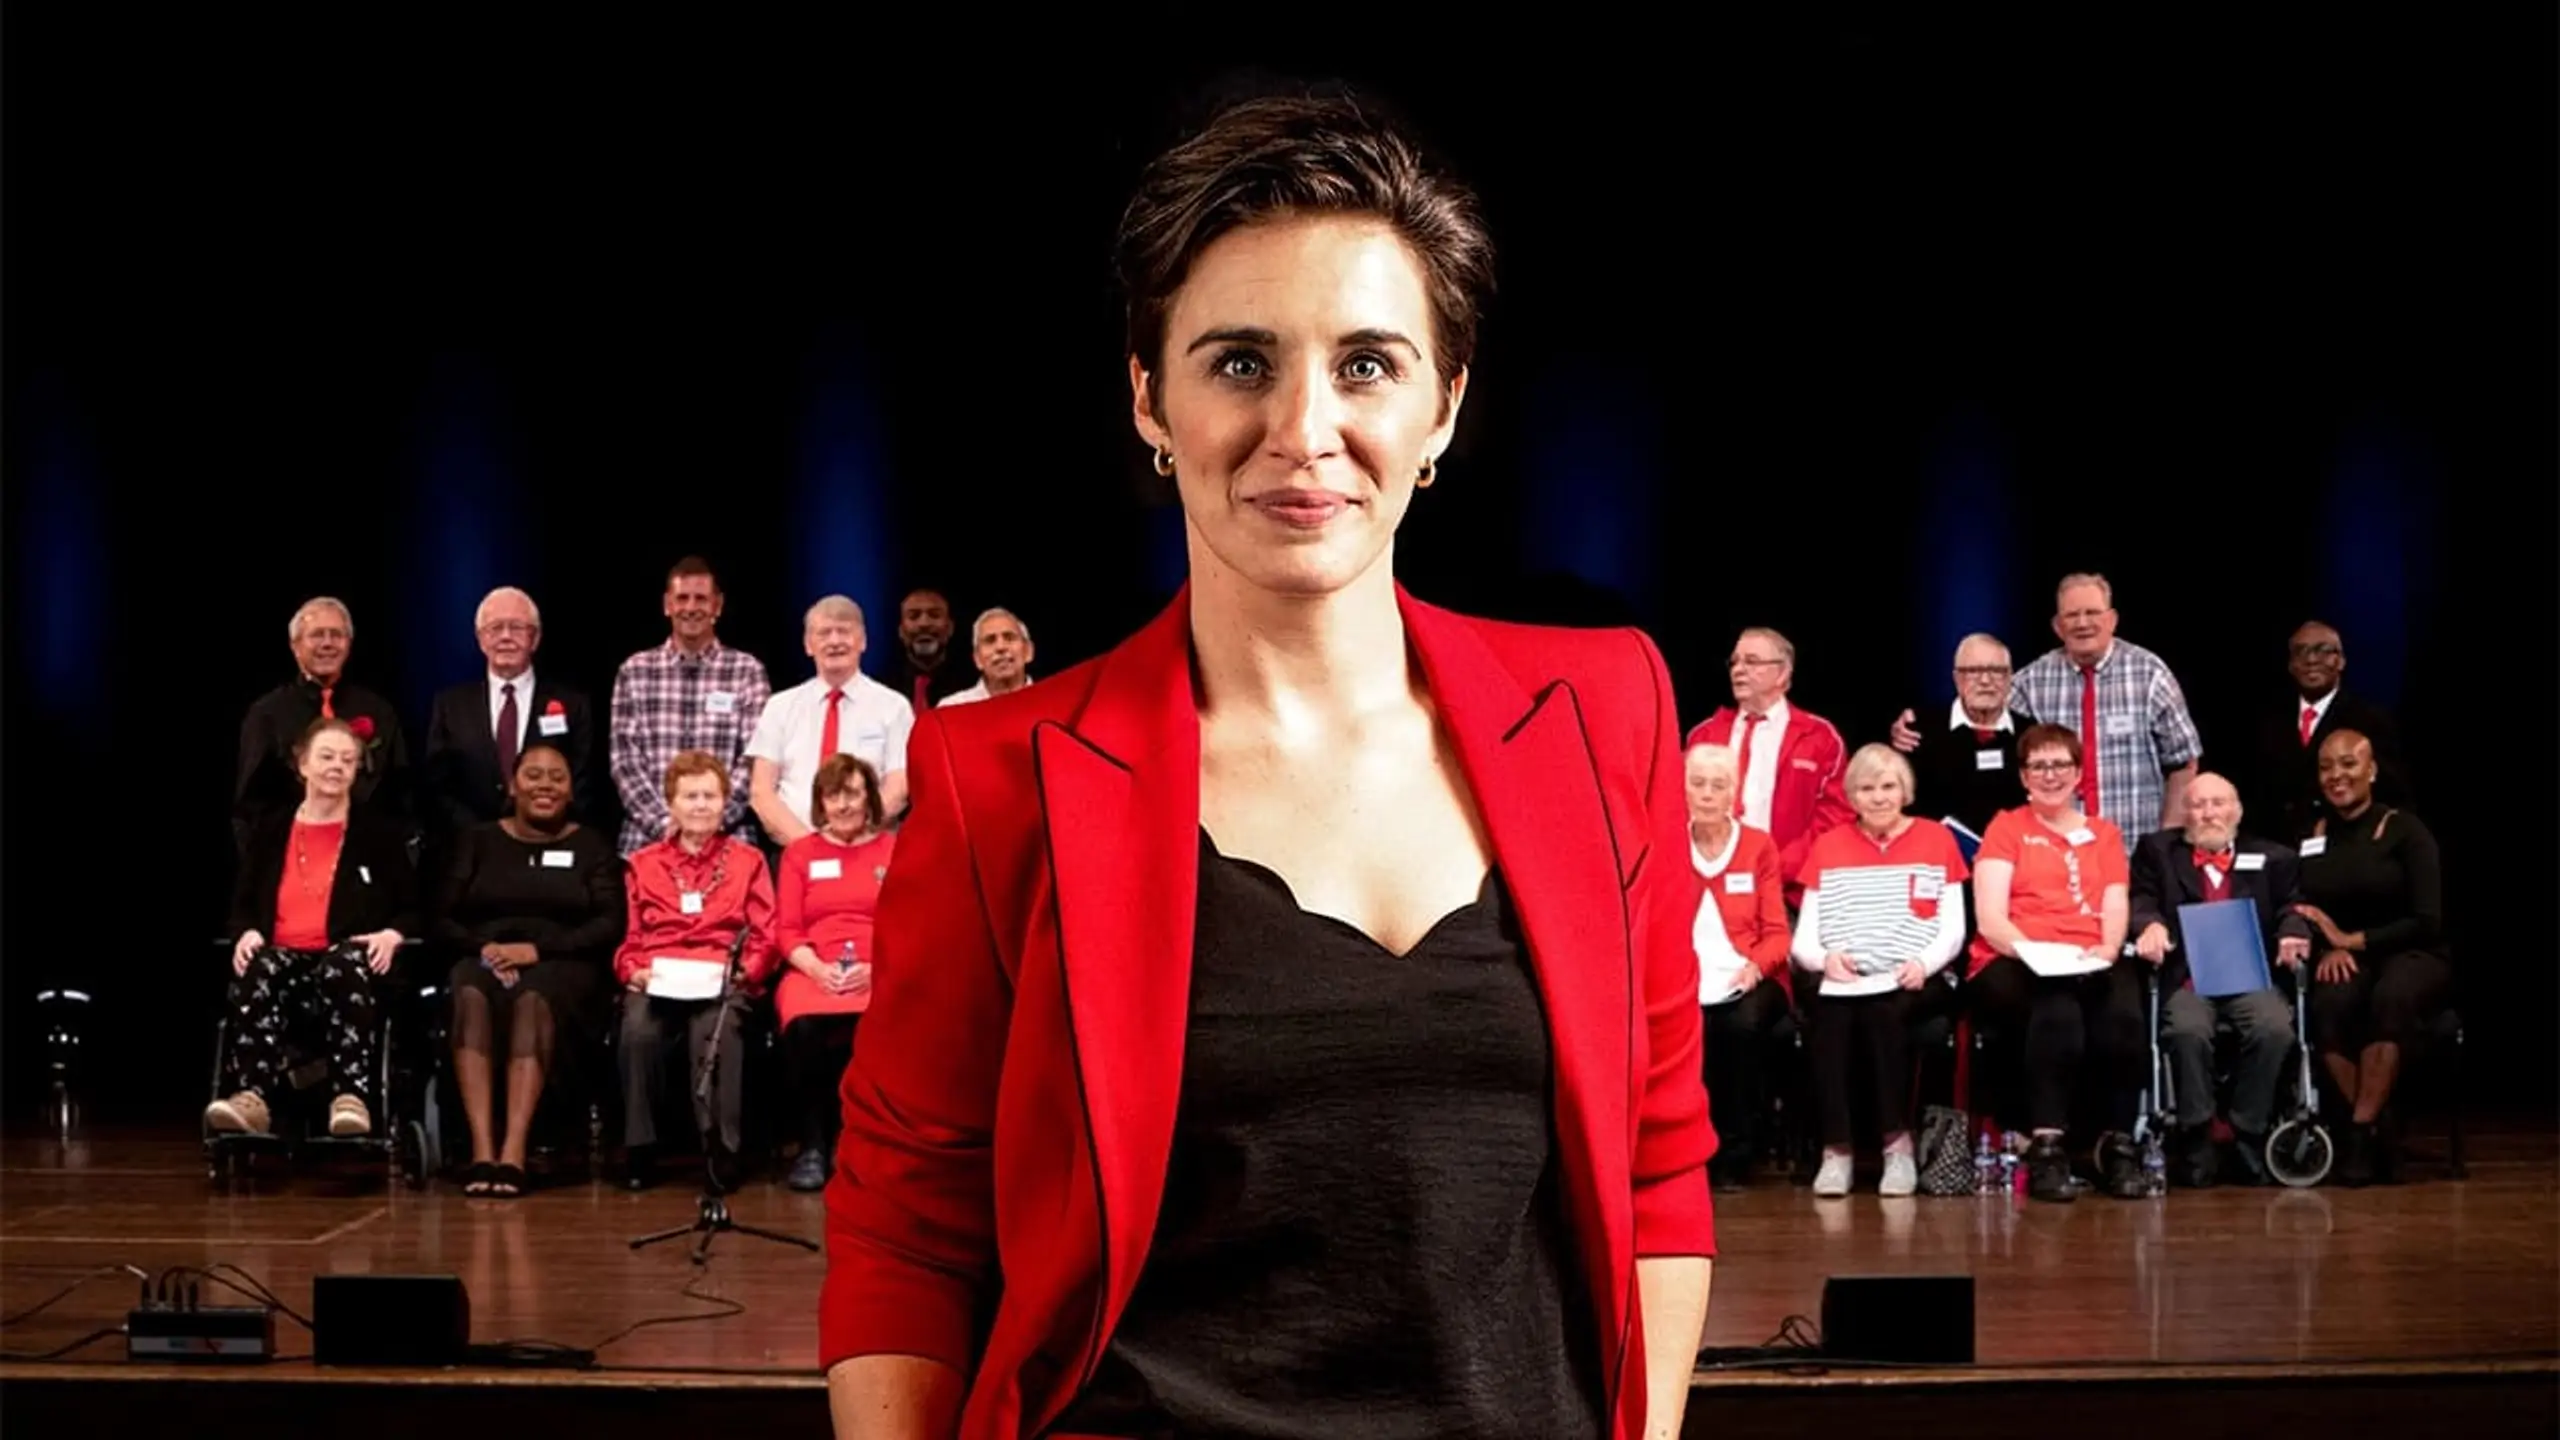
[2300,687,2338,736]
[489,668,536,752]
[1736,699,1790,833]
[1690,828,1754,1003]
[747,672,914,830]
[1947,699,2016,732]
[938,676,1033,708]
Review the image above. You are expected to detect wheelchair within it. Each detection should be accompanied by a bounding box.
[202,936,433,1190]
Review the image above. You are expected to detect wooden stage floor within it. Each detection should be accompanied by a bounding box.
[2,1124,2554,1436]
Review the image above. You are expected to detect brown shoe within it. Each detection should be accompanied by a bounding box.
[205,1091,271,1135]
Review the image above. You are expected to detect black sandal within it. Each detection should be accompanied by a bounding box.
[489,1165,527,1199]
[461,1162,497,1196]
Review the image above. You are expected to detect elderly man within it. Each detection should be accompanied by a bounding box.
[2128,772,2310,1187]
[608,556,771,856]
[234,596,410,855]
[1683,626,1851,906]
[423,586,599,844]
[747,595,915,845]
[939,608,1037,707]
[1902,633,2036,848]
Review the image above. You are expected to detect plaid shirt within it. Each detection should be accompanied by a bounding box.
[2011,638,2201,847]
[608,638,772,855]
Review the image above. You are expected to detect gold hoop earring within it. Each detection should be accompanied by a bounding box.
[1416,456,1437,488]
[1153,446,1175,478]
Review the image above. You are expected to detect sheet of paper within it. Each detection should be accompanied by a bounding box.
[1700,966,1757,1007]
[1819,969,1904,999]
[646,956,727,1001]
[2015,940,2111,978]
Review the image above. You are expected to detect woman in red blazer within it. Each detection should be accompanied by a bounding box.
[1679,741,1792,1190]
[822,93,1715,1440]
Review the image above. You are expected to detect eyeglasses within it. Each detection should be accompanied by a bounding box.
[2022,759,2079,774]
[2289,642,2340,659]
[480,621,537,637]
[1728,656,1786,670]
[1955,665,2011,680]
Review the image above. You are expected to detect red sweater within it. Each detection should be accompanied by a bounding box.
[613,833,778,987]
[775,829,898,1026]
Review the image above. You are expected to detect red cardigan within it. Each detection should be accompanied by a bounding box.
[1683,702,1852,904]
[1679,824,1794,997]
[611,833,777,988]
[822,584,1716,1440]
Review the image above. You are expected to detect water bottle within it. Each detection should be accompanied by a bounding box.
[1999,1135,2022,1196]
[1972,1131,1999,1195]
[2140,1131,2168,1197]
[834,941,857,979]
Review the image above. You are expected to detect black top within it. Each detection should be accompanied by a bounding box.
[229,807,420,943]
[2126,832,2314,991]
[2296,804,2443,961]
[1908,706,2035,838]
[234,676,412,854]
[430,823,626,968]
[422,676,603,839]
[2250,688,2409,840]
[1053,833,1602,1440]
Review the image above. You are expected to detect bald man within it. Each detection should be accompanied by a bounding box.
[2253,621,2406,838]
[2127,771,2311,1186]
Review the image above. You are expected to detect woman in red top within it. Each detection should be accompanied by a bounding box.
[1681,742,1789,1189]
[613,750,776,1191]
[1967,724,2143,1203]
[775,753,897,1192]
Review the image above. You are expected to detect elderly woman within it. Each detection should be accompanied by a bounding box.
[2295,728,2447,1185]
[208,717,415,1140]
[1968,724,2144,1203]
[1681,743,1790,1189]
[1789,744,1969,1196]
[774,753,899,1192]
[614,750,776,1192]
[432,743,624,1198]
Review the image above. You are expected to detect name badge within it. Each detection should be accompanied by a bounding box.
[537,714,569,737]
[2234,852,2266,872]
[542,850,576,869]
[2103,712,2137,738]
[1975,750,2005,771]
[2298,836,2327,858]
[808,858,843,881]
[680,890,705,915]
[1912,871,1945,900]
[705,690,736,716]
[1724,871,1754,895]
[2066,828,2097,847]
[358,865,372,884]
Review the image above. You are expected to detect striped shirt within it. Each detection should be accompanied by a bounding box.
[1793,820,1971,976]
[2012,638,2201,846]
[608,638,772,855]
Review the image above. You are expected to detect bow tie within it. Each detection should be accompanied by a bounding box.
[2193,848,2236,872]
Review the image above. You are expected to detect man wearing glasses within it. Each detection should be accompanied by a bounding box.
[424,586,601,852]
[2250,621,2406,837]
[1903,634,2037,860]
[1683,626,1852,908]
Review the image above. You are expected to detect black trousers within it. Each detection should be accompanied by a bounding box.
[619,993,750,1152]
[783,1014,858,1153]
[2310,949,2452,1053]
[1702,985,1788,1162]
[222,943,383,1106]
[1969,957,2148,1135]
[1801,982,1929,1148]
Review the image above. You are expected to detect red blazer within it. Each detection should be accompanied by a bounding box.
[822,584,1717,1440]
[1683,702,1852,903]
[1677,825,1794,998]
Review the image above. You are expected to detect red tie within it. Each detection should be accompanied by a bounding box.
[2076,664,2102,816]
[1734,712,1763,818]
[319,685,336,719]
[495,681,519,778]
[2298,704,2317,747]
[820,687,845,760]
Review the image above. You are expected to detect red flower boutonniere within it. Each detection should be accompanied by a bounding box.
[349,715,377,741]
[544,699,566,716]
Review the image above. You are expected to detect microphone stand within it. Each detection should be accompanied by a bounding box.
[629,927,819,1264]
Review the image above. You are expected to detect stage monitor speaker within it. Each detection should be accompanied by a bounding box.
[313,1274,471,1367]
[1819,1275,1975,1365]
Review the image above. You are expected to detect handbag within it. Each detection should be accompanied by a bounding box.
[1916,1103,1978,1195]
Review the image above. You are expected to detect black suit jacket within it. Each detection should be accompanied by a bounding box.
[2252,687,2407,840]
[422,674,600,838]
[230,807,421,943]
[2127,831,2313,992]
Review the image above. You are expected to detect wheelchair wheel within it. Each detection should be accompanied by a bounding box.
[398,1120,431,1191]
[2266,1118,2334,1188]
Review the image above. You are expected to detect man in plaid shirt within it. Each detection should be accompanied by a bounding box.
[608,556,772,856]
[2008,573,2200,848]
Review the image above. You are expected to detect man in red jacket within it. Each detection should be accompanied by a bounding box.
[1683,627,1852,907]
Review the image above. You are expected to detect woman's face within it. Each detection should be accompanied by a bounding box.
[512,749,573,823]
[1131,214,1465,600]
[820,773,871,836]
[670,774,727,839]
[2316,736,2375,812]
[1685,758,1734,827]
[1852,771,1908,826]
[2022,746,2081,807]
[301,731,361,800]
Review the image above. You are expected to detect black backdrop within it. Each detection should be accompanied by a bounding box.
[7,13,2552,1117]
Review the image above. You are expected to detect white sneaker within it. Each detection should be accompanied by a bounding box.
[1880,1151,1919,1197]
[205,1091,271,1135]
[328,1094,372,1137]
[1813,1151,1854,1197]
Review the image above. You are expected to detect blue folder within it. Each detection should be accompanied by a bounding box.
[2178,897,2272,998]
[1943,817,1983,865]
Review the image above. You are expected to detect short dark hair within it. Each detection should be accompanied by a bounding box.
[2018,723,2083,768]
[811,753,886,833]
[666,555,718,592]
[1115,87,1494,412]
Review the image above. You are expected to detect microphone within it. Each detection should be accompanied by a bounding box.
[722,922,751,981]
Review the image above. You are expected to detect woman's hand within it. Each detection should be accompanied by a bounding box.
[626,962,651,993]
[788,945,827,981]
[1895,960,1926,991]
[1729,963,1761,996]
[2316,949,2358,985]
[845,961,873,1002]
[1822,952,1859,985]
[231,930,265,976]
[354,930,402,975]
[2292,902,2356,951]
[483,942,539,972]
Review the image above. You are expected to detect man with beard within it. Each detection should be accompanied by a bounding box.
[891,588,975,708]
[2128,772,2310,1186]
[2252,621,2407,839]
[607,556,771,856]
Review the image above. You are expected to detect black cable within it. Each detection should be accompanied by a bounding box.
[0,1325,127,1362]
[1,1265,152,1329]
[155,1267,313,1331]
[469,1261,748,1370]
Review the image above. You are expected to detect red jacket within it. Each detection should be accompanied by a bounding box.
[1683,702,1852,903]
[822,584,1717,1440]
[1675,824,1794,997]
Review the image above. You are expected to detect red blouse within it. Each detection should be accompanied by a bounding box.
[775,828,897,1025]
[271,818,345,950]
[612,834,777,988]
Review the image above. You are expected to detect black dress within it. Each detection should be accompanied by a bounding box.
[431,822,625,1037]
[1051,832,1604,1440]
[2298,804,2449,1052]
